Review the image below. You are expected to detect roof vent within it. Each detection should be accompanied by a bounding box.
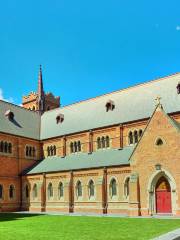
[56,113,64,124]
[5,110,14,121]
[177,82,180,94]
[105,100,115,112]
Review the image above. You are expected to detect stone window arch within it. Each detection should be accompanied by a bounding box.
[139,129,143,138]
[96,136,111,150]
[47,145,56,156]
[97,137,101,149]
[32,184,38,200]
[110,178,117,198]
[58,182,64,199]
[48,183,53,199]
[134,130,138,143]
[76,180,82,198]
[70,141,82,154]
[155,138,164,146]
[9,185,15,199]
[124,177,130,198]
[128,131,133,145]
[25,184,29,199]
[0,184,3,199]
[25,145,36,157]
[88,180,95,199]
[77,141,81,152]
[106,136,110,148]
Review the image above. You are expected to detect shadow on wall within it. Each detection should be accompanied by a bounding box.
[0,213,42,222]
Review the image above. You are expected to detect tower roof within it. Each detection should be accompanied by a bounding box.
[38,65,44,98]
[37,65,45,113]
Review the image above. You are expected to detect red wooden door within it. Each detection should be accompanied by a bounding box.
[155,176,172,214]
[156,191,171,213]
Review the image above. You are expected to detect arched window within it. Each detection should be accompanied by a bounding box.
[77,141,81,152]
[32,147,35,157]
[47,146,50,156]
[50,146,53,156]
[53,145,56,155]
[29,147,32,157]
[139,129,143,138]
[134,130,138,143]
[88,180,95,198]
[97,137,101,149]
[102,137,105,148]
[128,131,133,145]
[124,177,130,198]
[32,106,36,111]
[58,182,63,199]
[106,136,110,148]
[0,141,3,152]
[25,184,29,198]
[0,184,3,199]
[74,142,77,153]
[76,181,82,198]
[156,138,164,146]
[70,142,74,153]
[8,143,12,153]
[48,183,53,199]
[110,178,117,197]
[4,142,8,153]
[9,185,15,199]
[33,184,38,199]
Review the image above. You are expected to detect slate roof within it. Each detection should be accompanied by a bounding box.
[27,146,134,174]
[0,100,40,139]
[0,73,180,140]
[40,73,180,139]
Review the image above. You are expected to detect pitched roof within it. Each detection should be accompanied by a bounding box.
[26,146,134,174]
[0,73,180,140]
[0,100,40,139]
[40,73,180,139]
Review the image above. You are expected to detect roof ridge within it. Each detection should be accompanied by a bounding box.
[43,72,180,114]
[0,99,40,115]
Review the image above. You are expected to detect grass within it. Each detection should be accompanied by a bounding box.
[0,213,180,240]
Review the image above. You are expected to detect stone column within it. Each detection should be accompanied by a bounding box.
[102,168,107,214]
[69,171,74,213]
[41,173,46,212]
[62,136,66,157]
[119,124,123,149]
[88,130,93,154]
[129,173,140,216]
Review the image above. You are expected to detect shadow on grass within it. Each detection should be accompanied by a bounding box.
[0,213,42,222]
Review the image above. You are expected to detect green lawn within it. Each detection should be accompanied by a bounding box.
[0,213,180,240]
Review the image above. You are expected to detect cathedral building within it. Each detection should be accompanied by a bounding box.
[0,67,180,216]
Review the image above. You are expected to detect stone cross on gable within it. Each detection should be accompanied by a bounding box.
[155,96,161,105]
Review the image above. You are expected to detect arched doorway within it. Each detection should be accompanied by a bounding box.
[155,176,172,214]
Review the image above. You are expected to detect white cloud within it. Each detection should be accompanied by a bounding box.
[0,88,14,103]
[176,26,180,31]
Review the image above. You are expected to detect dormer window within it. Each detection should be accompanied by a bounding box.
[105,100,115,112]
[56,114,64,124]
[177,82,180,94]
[5,110,14,121]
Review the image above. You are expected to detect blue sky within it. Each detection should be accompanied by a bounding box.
[0,0,180,106]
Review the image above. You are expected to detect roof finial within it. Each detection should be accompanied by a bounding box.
[155,96,163,108]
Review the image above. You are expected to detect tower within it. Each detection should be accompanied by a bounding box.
[22,66,60,112]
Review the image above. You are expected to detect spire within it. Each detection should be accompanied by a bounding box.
[37,65,45,113]
[38,65,44,98]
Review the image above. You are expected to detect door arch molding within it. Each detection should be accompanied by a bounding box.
[147,169,177,215]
